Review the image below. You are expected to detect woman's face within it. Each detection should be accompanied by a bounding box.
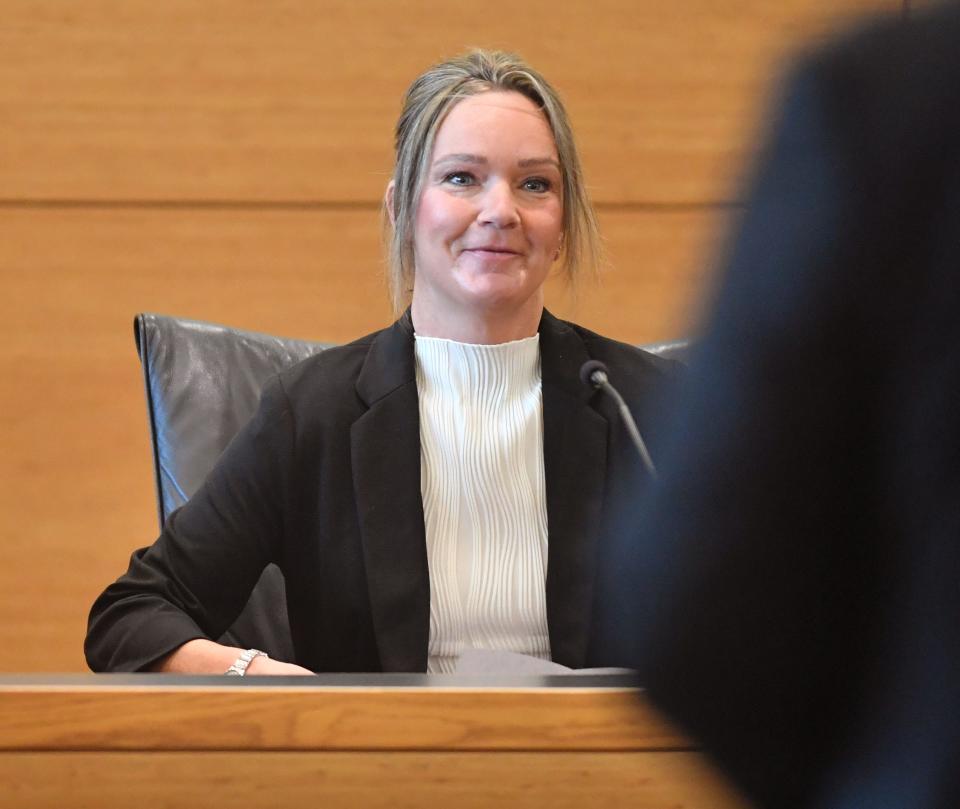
[410,90,563,328]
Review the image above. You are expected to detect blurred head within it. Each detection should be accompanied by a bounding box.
[385,49,600,313]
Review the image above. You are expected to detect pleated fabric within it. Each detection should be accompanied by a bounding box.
[414,334,550,674]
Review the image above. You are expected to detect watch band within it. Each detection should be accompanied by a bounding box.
[225,648,269,676]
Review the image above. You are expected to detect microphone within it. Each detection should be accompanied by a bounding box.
[580,360,657,477]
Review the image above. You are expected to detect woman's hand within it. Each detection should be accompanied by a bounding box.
[150,638,314,675]
[244,655,313,676]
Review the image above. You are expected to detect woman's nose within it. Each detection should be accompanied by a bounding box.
[477,181,520,227]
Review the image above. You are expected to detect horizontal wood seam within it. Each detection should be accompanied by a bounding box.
[0,744,700,756]
[0,198,744,213]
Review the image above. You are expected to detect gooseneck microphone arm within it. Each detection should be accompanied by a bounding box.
[579,360,657,478]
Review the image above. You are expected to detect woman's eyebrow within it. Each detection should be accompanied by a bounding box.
[433,153,486,167]
[518,157,561,170]
[432,154,560,170]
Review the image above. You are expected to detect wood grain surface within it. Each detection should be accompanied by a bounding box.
[0,750,751,809]
[0,681,753,808]
[1,684,676,751]
[1,0,900,205]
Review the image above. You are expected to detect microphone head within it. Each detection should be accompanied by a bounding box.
[579,359,609,388]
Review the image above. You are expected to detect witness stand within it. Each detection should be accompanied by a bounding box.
[0,673,750,808]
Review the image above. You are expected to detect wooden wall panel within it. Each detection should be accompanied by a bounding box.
[1,0,899,205]
[0,206,716,671]
[0,207,715,348]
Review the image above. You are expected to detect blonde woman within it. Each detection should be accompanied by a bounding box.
[87,50,677,675]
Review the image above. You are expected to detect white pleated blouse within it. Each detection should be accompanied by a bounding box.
[414,334,551,674]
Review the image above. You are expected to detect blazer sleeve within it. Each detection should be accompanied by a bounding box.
[85,375,297,672]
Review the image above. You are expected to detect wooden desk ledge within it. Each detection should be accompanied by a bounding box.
[0,675,755,809]
[0,674,684,753]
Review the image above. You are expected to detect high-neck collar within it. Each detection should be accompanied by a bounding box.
[414,333,540,401]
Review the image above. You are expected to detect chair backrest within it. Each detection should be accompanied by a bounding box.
[134,312,688,660]
[136,313,332,526]
[135,313,332,659]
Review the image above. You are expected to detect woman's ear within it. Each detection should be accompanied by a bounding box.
[385,181,396,227]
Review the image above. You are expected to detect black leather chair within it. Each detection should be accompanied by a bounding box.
[135,312,689,659]
[135,313,331,660]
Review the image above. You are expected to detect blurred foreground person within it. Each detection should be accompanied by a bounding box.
[609,4,960,808]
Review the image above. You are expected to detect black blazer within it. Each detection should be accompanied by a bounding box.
[86,310,676,673]
[604,5,960,808]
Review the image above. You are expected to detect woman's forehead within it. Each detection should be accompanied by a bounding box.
[430,91,558,163]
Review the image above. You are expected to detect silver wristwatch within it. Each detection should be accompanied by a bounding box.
[225,648,269,676]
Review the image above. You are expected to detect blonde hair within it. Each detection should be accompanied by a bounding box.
[385,49,601,312]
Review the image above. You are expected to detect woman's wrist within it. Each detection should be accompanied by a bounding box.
[224,648,269,676]
[149,639,313,675]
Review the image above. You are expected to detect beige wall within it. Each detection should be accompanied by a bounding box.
[0,0,902,671]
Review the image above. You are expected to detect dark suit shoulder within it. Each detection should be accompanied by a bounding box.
[280,315,403,390]
[556,316,682,380]
[794,4,960,149]
[819,2,960,74]
[240,324,390,444]
[278,328,379,390]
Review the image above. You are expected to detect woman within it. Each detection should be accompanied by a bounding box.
[85,50,677,675]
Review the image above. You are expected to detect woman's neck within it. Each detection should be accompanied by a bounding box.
[410,296,543,345]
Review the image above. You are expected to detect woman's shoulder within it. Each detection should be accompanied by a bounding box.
[545,313,686,379]
[271,316,414,409]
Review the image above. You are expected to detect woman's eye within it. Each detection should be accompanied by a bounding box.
[444,172,475,186]
[522,177,552,193]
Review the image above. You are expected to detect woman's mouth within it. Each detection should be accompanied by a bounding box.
[462,247,521,259]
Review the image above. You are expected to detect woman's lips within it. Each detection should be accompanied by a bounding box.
[462,247,521,259]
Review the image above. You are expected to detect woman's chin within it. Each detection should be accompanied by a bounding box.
[459,284,537,314]
[456,270,544,311]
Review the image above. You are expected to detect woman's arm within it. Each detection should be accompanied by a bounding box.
[86,377,300,673]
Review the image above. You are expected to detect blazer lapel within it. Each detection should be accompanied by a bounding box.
[539,312,609,668]
[351,313,430,672]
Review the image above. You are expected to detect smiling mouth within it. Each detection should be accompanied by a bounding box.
[463,247,521,256]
